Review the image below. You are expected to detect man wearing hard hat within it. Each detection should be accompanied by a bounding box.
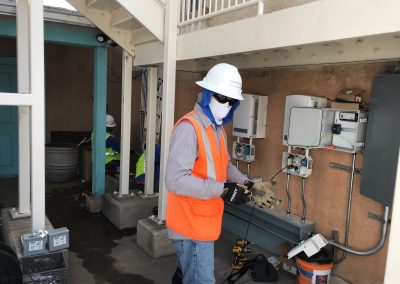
[165,63,277,283]
[104,114,120,173]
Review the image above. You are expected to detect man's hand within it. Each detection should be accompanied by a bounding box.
[221,183,252,206]
[244,180,281,209]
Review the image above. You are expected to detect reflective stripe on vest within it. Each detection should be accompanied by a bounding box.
[92,132,120,164]
[166,110,229,241]
[135,151,145,178]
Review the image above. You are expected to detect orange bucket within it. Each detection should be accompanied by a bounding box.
[295,248,333,284]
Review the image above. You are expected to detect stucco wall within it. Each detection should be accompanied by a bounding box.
[172,61,395,284]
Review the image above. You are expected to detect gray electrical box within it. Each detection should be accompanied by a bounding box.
[21,233,47,257]
[48,227,69,252]
[360,74,400,207]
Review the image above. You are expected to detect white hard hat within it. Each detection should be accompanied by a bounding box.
[106,114,116,128]
[196,63,243,100]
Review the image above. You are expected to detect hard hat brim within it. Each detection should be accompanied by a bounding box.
[196,80,243,100]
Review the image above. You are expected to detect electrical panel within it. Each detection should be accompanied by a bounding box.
[233,93,268,138]
[285,106,367,153]
[283,95,327,145]
[329,110,368,153]
[282,152,313,177]
[287,107,324,147]
[360,74,400,207]
[232,141,255,162]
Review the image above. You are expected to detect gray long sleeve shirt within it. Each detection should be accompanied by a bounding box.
[165,103,247,239]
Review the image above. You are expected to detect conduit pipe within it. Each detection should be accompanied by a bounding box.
[328,206,390,256]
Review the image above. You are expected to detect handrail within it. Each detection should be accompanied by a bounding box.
[178,0,264,28]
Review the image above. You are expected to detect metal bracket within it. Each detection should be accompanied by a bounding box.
[112,192,135,200]
[368,212,390,224]
[329,163,361,174]
[148,215,165,226]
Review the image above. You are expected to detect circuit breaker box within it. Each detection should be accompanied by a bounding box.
[233,93,268,138]
[360,74,400,207]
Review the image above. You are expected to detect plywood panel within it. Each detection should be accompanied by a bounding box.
[173,61,396,284]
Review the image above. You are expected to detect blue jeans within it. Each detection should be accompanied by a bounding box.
[172,239,215,284]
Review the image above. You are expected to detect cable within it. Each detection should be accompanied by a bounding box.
[269,165,288,182]
[244,202,257,241]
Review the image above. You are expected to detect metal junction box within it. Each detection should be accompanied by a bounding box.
[233,93,268,138]
[48,227,69,252]
[21,233,47,257]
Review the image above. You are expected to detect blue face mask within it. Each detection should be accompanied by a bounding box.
[198,89,240,125]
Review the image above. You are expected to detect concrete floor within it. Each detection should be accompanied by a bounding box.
[1,177,297,284]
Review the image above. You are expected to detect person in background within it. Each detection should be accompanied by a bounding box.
[135,144,161,193]
[165,63,278,284]
[104,114,120,174]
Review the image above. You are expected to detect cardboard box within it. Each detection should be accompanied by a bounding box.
[330,102,360,110]
[335,93,362,103]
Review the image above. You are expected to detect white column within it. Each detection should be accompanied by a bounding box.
[119,51,133,196]
[384,148,400,283]
[30,0,46,233]
[158,0,179,220]
[16,0,31,215]
[144,67,158,195]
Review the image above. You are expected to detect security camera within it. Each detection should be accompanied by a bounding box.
[96,33,114,45]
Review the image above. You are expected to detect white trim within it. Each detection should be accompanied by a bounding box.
[158,0,179,220]
[17,0,31,215]
[0,92,33,106]
[114,0,164,43]
[119,51,133,196]
[144,67,158,195]
[30,0,46,233]
[0,0,94,27]
[384,148,400,283]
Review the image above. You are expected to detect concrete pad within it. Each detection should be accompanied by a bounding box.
[137,218,175,258]
[102,193,158,229]
[85,195,103,213]
[105,175,135,194]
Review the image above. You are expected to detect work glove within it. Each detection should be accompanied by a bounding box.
[221,183,252,206]
[244,180,281,209]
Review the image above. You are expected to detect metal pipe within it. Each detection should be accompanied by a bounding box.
[334,153,357,263]
[329,206,390,256]
[285,173,291,216]
[301,177,307,221]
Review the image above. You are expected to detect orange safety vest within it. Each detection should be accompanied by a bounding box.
[166,110,229,241]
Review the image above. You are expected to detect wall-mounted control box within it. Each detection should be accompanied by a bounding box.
[233,93,268,138]
[285,105,368,153]
[232,141,255,162]
[283,95,327,145]
[282,152,313,178]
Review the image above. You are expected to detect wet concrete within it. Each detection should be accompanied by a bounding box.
[45,181,154,284]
